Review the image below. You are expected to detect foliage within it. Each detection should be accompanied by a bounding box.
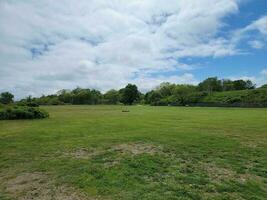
[0,106,49,120]
[144,78,261,106]
[145,84,206,106]
[221,79,255,91]
[197,78,255,93]
[120,84,140,105]
[9,77,266,107]
[202,88,267,105]
[0,92,14,104]
[17,96,39,107]
[198,77,223,93]
[103,89,120,104]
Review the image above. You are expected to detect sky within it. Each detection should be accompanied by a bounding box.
[0,0,267,99]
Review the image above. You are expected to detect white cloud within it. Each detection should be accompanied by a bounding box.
[245,15,267,35]
[233,15,267,49]
[261,69,267,76]
[248,40,264,49]
[0,0,262,98]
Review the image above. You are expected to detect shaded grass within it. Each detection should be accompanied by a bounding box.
[0,105,267,199]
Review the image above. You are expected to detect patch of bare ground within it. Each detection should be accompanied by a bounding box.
[241,140,267,149]
[64,143,165,169]
[2,172,96,200]
[201,163,267,199]
[65,148,103,159]
[66,143,164,159]
[203,192,245,200]
[203,163,236,182]
[111,143,163,156]
[203,162,266,186]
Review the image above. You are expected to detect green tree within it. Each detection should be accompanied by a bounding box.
[104,90,119,104]
[144,90,162,105]
[198,77,222,94]
[173,85,197,105]
[58,89,73,104]
[156,82,175,97]
[72,89,91,104]
[233,80,247,90]
[0,92,14,104]
[222,79,234,91]
[245,80,255,90]
[90,89,102,104]
[120,84,139,105]
[233,80,255,90]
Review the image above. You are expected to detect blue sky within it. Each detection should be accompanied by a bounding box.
[0,0,267,99]
[199,0,267,79]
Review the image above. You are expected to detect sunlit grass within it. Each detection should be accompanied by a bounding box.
[0,105,266,200]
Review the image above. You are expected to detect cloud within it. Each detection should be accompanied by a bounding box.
[261,69,267,76]
[248,40,264,49]
[0,0,263,98]
[233,15,267,49]
[245,15,267,35]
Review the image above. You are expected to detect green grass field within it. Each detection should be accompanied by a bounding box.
[0,105,267,200]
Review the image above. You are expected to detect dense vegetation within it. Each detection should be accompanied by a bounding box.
[0,92,14,104]
[1,77,267,107]
[0,92,49,120]
[145,82,267,107]
[0,106,49,120]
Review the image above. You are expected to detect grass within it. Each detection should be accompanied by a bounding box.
[0,105,267,200]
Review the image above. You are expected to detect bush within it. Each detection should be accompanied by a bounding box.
[0,106,49,120]
[17,101,39,107]
[200,88,267,107]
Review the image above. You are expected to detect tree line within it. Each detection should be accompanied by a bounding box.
[1,77,267,107]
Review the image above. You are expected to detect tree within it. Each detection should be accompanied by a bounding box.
[144,90,162,105]
[245,80,255,90]
[90,89,102,104]
[0,92,14,104]
[72,89,91,104]
[222,79,234,91]
[233,80,247,90]
[233,80,255,90]
[58,89,73,104]
[104,89,119,104]
[173,85,197,105]
[198,77,222,94]
[120,84,139,105]
[156,82,175,97]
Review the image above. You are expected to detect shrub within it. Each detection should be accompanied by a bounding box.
[17,101,40,107]
[0,106,49,120]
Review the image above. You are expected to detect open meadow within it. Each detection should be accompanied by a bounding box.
[0,105,267,200]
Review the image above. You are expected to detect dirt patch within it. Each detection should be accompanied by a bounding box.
[239,139,267,149]
[66,143,164,159]
[203,163,236,182]
[65,148,104,159]
[3,172,95,200]
[111,143,162,156]
[202,162,266,186]
[64,143,164,169]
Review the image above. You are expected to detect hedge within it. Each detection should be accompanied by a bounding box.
[0,106,49,120]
